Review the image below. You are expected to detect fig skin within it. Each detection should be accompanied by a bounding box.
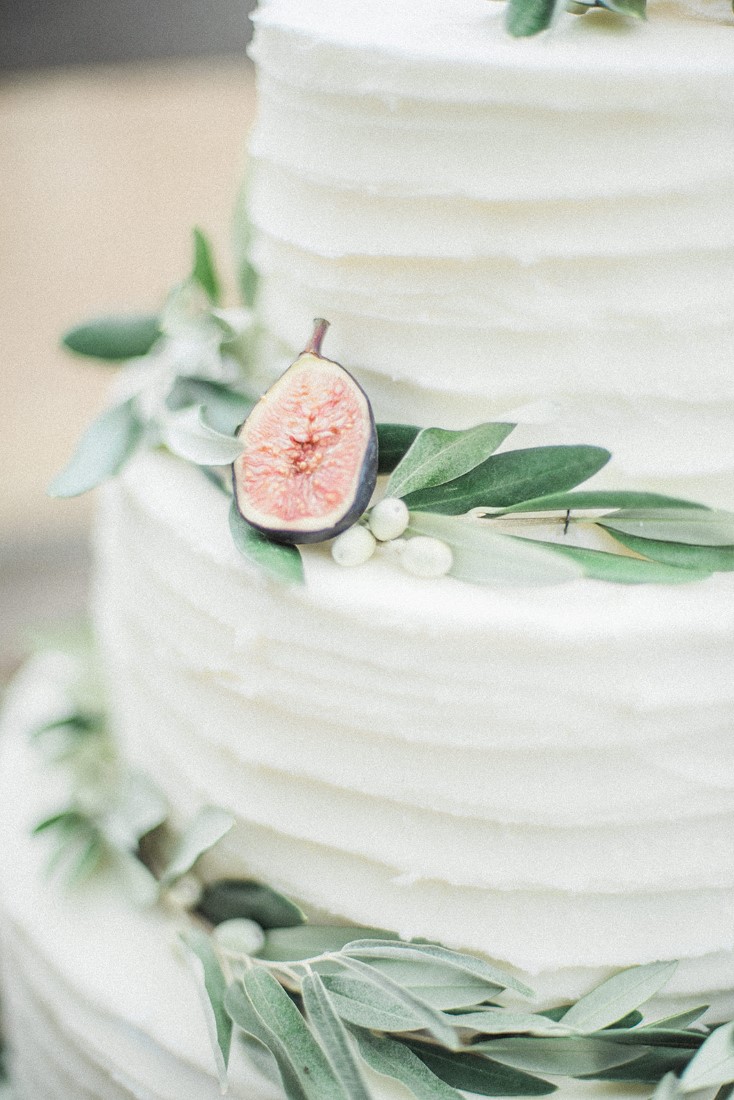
[232,319,378,545]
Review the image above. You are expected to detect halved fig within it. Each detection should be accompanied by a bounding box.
[232,319,378,544]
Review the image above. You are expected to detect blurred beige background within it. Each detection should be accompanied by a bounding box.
[1,49,256,677]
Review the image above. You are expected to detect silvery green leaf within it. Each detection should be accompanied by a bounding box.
[604,530,734,573]
[229,502,305,586]
[445,1011,571,1037]
[226,983,310,1100]
[166,377,254,434]
[103,772,167,851]
[345,963,511,1012]
[680,1021,734,1092]
[597,0,646,17]
[32,809,86,836]
[597,1028,704,1050]
[110,850,159,907]
[407,1043,556,1096]
[599,509,734,547]
[561,962,678,1033]
[402,445,611,515]
[534,543,711,585]
[387,423,515,500]
[506,0,561,35]
[192,227,221,304]
[376,423,421,474]
[48,397,143,498]
[320,973,428,1032]
[336,956,460,1050]
[342,941,533,1000]
[239,1033,281,1086]
[496,491,705,516]
[644,1008,710,1031]
[161,806,234,886]
[181,928,231,1088]
[160,406,243,465]
[301,973,372,1100]
[232,180,259,308]
[259,926,393,962]
[66,831,105,884]
[588,1048,692,1083]
[62,313,160,361]
[354,1030,463,1099]
[198,880,305,930]
[408,513,583,587]
[230,969,350,1099]
[472,1037,642,1077]
[652,1072,684,1100]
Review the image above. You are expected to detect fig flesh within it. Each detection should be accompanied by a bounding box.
[232,319,378,544]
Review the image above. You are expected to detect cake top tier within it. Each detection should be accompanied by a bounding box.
[252,0,734,108]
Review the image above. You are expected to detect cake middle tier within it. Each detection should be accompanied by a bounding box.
[93,451,734,1017]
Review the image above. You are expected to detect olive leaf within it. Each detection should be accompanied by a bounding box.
[560,961,677,1033]
[644,1008,710,1031]
[48,397,143,498]
[341,941,533,1000]
[494,490,706,517]
[166,377,254,435]
[598,509,734,547]
[472,1037,643,1077]
[408,513,584,587]
[228,502,305,586]
[233,180,260,308]
[319,973,430,1032]
[160,805,234,886]
[506,0,562,36]
[651,1073,685,1100]
[353,1030,463,1100]
[402,446,611,515]
[102,772,168,851]
[181,928,232,1089]
[680,1020,734,1092]
[532,543,712,585]
[597,0,646,17]
[192,227,221,305]
[444,1010,572,1037]
[376,423,421,475]
[61,313,160,361]
[407,1043,556,1096]
[259,926,394,962]
[198,879,305,930]
[604,530,734,572]
[160,405,243,465]
[386,423,515,500]
[301,972,372,1100]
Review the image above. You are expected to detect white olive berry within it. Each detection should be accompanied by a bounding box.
[401,536,453,578]
[213,918,265,957]
[368,497,410,542]
[331,525,377,567]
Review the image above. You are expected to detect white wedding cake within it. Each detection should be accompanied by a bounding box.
[1,1,733,1097]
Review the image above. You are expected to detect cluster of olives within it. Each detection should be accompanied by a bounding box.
[331,498,453,579]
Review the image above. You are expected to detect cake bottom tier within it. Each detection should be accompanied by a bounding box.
[0,655,698,1100]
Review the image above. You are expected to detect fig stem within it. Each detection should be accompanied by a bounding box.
[304,317,330,357]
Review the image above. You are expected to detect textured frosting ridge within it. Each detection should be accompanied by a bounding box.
[248,0,734,505]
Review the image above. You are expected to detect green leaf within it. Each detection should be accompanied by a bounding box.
[231,969,350,1099]
[599,509,734,547]
[166,377,254,434]
[353,1031,463,1099]
[408,513,584,587]
[472,1037,642,1077]
[103,772,167,851]
[377,423,422,475]
[585,1048,692,1083]
[506,0,561,36]
[561,962,677,1034]
[494,491,706,516]
[387,423,515,500]
[32,809,86,836]
[232,179,260,308]
[342,941,533,1000]
[192,227,221,304]
[160,806,234,886]
[301,973,372,1100]
[320,974,429,1032]
[229,502,305,585]
[336,957,460,1050]
[680,1021,734,1092]
[259,926,395,962]
[651,1073,684,1100]
[597,1028,704,1050]
[338,964,509,1012]
[48,397,143,498]
[643,1008,710,1031]
[402,446,611,515]
[161,406,243,465]
[532,542,711,585]
[62,313,160,361]
[30,711,102,739]
[66,831,105,884]
[198,879,305,930]
[181,928,232,1088]
[443,1011,572,1037]
[597,0,646,17]
[408,1044,556,1096]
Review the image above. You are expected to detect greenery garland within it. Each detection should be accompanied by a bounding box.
[50,230,734,589]
[29,657,734,1100]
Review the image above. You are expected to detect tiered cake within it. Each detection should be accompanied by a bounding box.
[1,1,733,1097]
